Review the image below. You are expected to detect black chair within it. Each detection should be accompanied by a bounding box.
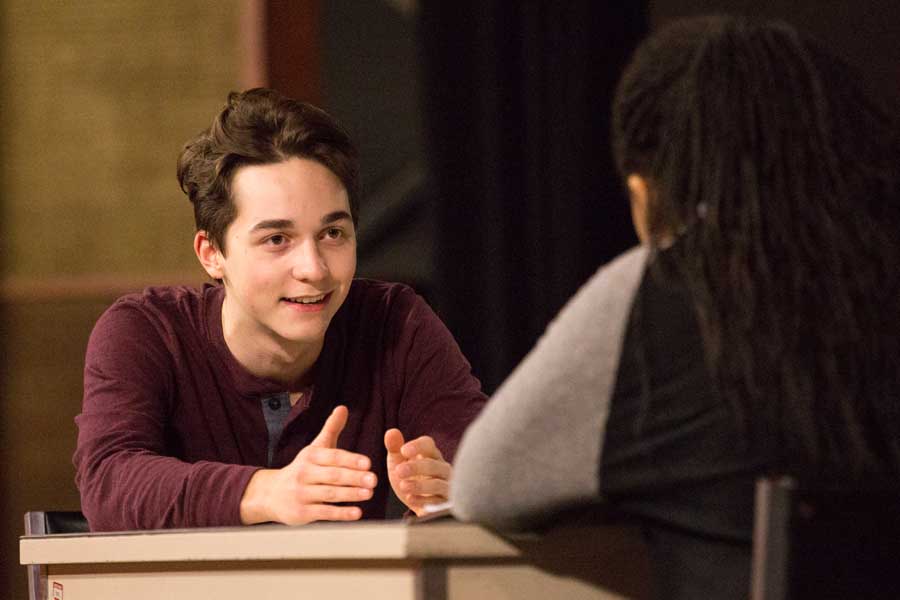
[24,511,89,536]
[23,511,89,600]
[751,477,900,600]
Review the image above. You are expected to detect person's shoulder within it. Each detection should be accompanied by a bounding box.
[339,279,436,340]
[101,283,220,331]
[89,283,221,359]
[565,245,649,309]
[590,245,650,288]
[347,278,420,310]
[349,278,416,297]
[111,284,214,309]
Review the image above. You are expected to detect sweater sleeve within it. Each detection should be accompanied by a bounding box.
[388,290,488,463]
[73,300,259,531]
[450,246,648,530]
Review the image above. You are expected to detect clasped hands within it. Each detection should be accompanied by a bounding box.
[240,405,450,525]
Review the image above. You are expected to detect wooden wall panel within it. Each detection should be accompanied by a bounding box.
[0,1,240,279]
[0,300,111,596]
[0,2,242,596]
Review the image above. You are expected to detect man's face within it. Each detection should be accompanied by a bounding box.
[212,157,357,353]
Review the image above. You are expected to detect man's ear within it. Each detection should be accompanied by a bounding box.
[626,174,651,244]
[194,230,224,280]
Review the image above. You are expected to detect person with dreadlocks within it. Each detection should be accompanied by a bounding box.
[451,15,900,597]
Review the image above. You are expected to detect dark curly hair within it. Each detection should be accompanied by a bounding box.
[177,88,360,254]
[612,16,900,477]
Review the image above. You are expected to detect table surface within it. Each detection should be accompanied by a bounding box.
[20,519,535,565]
[20,518,654,600]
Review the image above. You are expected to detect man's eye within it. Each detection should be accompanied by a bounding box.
[266,234,287,246]
[323,228,343,240]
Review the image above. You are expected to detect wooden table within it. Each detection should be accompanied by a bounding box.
[20,519,651,599]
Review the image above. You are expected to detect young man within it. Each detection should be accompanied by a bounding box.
[74,88,487,530]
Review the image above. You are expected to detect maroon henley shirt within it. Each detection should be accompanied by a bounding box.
[74,279,486,531]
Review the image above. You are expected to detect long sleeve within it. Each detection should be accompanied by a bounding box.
[388,289,488,462]
[74,301,259,531]
[450,246,648,530]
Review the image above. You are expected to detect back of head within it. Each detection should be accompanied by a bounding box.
[177,88,360,253]
[612,16,900,479]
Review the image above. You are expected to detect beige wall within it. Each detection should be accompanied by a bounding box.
[0,2,241,596]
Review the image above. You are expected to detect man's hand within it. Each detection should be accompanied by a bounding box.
[240,406,377,525]
[384,429,451,516]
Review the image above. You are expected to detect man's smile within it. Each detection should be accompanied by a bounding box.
[280,292,333,311]
[282,293,327,304]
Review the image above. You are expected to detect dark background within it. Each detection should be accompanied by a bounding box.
[309,0,899,393]
[2,1,897,596]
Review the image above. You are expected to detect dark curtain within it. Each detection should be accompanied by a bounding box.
[418,2,648,392]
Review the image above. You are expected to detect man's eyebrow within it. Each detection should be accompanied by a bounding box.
[322,211,352,225]
[250,219,294,233]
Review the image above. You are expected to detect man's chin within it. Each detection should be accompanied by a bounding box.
[273,323,331,347]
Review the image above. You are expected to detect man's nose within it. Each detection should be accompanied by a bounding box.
[291,240,328,281]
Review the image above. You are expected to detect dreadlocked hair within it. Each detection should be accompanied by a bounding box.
[612,16,900,479]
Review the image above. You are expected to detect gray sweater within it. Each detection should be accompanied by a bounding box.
[451,245,772,598]
[451,246,648,529]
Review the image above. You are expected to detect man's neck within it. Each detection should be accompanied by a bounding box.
[221,302,322,386]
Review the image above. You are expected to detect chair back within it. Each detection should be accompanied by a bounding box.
[25,511,89,536]
[751,476,900,600]
[23,510,89,600]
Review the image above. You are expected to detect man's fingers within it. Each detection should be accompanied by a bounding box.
[404,495,447,509]
[302,504,364,524]
[302,446,371,471]
[400,435,443,460]
[300,484,375,504]
[310,406,349,448]
[302,464,377,488]
[385,428,406,471]
[384,432,452,516]
[261,412,378,527]
[384,428,405,454]
[394,457,451,480]
[399,476,449,498]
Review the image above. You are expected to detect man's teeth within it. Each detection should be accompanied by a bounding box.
[285,294,326,304]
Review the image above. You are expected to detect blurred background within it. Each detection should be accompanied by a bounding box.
[1,0,896,596]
